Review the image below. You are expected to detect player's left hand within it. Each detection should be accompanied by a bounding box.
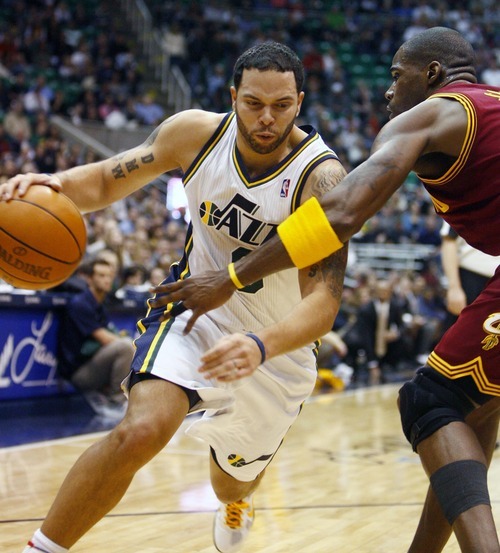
[149,269,237,334]
[198,333,263,382]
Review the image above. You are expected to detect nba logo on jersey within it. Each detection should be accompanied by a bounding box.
[280,179,290,198]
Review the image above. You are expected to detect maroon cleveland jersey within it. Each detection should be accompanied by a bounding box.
[417,82,500,395]
[418,82,500,255]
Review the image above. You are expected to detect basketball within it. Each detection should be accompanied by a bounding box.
[0,185,87,290]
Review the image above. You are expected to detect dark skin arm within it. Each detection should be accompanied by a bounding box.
[151,97,466,331]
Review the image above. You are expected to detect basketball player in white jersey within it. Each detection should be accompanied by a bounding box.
[4,42,347,553]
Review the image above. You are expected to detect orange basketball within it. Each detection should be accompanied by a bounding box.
[0,185,87,290]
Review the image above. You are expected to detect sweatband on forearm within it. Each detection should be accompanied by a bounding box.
[276,196,343,269]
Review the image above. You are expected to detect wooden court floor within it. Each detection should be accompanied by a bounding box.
[1,384,499,552]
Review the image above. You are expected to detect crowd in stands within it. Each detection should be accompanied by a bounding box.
[0,0,184,291]
[0,0,499,384]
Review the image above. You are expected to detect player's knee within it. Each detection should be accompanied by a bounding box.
[430,460,490,525]
[112,408,172,462]
[398,367,475,451]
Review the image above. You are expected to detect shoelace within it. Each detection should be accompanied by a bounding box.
[224,499,250,529]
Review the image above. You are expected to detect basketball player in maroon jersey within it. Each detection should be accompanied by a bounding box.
[150,27,500,552]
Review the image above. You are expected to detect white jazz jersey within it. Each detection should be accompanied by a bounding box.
[129,112,339,480]
[183,111,338,334]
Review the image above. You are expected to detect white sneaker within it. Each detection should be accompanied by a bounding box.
[83,391,127,421]
[213,495,254,553]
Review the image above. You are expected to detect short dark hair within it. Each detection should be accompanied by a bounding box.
[79,258,112,278]
[121,264,146,281]
[400,27,476,77]
[233,42,304,93]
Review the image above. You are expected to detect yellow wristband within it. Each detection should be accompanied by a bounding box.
[277,197,343,269]
[228,262,245,289]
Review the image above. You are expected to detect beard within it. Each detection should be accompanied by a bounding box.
[235,109,296,155]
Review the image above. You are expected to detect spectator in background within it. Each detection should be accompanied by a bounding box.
[416,213,442,246]
[115,264,150,302]
[401,200,425,242]
[410,274,446,364]
[134,92,165,126]
[206,63,228,113]
[0,123,15,156]
[23,75,53,115]
[86,218,129,271]
[162,21,187,70]
[95,249,122,293]
[57,259,134,420]
[343,279,408,385]
[481,55,500,87]
[148,266,167,287]
[4,99,31,143]
[440,222,500,334]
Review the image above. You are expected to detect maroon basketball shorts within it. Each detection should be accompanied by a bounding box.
[428,266,500,400]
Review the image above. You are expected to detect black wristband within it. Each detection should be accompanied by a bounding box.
[246,333,266,364]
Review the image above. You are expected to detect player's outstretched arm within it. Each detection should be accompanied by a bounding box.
[149,235,295,334]
[239,98,462,278]
[0,110,221,213]
[150,102,437,329]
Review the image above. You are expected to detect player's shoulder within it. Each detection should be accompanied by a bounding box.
[167,109,227,137]
[303,157,347,201]
[172,110,227,145]
[158,110,229,169]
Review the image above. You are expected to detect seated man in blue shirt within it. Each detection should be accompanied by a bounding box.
[58,259,134,419]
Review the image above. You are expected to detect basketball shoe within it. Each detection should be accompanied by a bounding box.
[213,494,254,552]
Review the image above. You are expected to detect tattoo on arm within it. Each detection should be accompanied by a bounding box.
[144,113,181,147]
[110,112,184,182]
[110,147,156,181]
[111,154,155,181]
[311,163,347,198]
[144,124,162,147]
[112,163,125,180]
[125,159,139,173]
[308,245,348,301]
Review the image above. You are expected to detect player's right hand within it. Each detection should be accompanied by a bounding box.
[0,172,62,201]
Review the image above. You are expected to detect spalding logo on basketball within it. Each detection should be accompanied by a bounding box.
[0,185,87,290]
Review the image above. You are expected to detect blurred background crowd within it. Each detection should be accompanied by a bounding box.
[0,0,499,387]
